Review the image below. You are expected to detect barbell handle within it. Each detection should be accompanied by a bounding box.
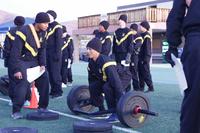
[138,109,159,116]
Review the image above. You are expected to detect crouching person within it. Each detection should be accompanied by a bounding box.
[87,38,131,122]
[9,12,50,119]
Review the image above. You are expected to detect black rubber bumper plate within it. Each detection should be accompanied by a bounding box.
[26,111,59,121]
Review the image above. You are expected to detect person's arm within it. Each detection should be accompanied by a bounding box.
[102,36,112,56]
[55,25,63,61]
[38,32,47,66]
[9,31,24,75]
[165,0,186,66]
[166,0,186,47]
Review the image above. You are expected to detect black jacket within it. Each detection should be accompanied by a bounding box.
[88,55,123,90]
[95,31,112,56]
[46,21,63,60]
[10,24,47,73]
[61,34,74,60]
[167,0,200,47]
[139,31,152,62]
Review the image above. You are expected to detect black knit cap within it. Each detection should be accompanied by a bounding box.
[62,25,67,33]
[46,10,57,19]
[86,38,102,53]
[35,12,50,23]
[99,20,109,30]
[140,21,150,31]
[119,14,127,23]
[130,23,138,31]
[14,16,25,26]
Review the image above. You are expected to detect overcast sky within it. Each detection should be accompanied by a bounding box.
[0,0,151,22]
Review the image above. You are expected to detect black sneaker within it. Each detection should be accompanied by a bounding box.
[51,94,63,99]
[11,112,23,120]
[106,113,119,123]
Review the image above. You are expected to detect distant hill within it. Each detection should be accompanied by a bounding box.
[0,10,16,25]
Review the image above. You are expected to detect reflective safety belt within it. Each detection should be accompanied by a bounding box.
[114,31,134,45]
[101,35,112,44]
[29,24,41,48]
[16,31,38,57]
[102,61,117,81]
[46,25,62,39]
[6,32,15,40]
[61,37,72,51]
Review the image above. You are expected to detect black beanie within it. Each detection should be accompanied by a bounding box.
[62,25,67,33]
[86,38,102,53]
[119,14,127,23]
[46,10,57,19]
[99,20,109,30]
[14,16,25,26]
[35,12,50,23]
[140,21,150,31]
[130,23,138,31]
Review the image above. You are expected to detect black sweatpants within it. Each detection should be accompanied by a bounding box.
[47,55,62,95]
[11,61,49,113]
[138,58,154,91]
[180,32,200,133]
[130,55,140,91]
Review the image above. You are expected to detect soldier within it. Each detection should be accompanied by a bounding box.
[3,16,31,106]
[138,21,154,92]
[112,14,133,65]
[95,20,112,56]
[87,38,129,122]
[130,23,143,91]
[61,25,74,87]
[9,12,50,119]
[165,0,200,132]
[46,10,63,98]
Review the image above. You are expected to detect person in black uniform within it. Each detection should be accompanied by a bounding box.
[165,0,200,132]
[138,21,154,92]
[112,14,133,65]
[46,10,63,98]
[87,38,131,122]
[61,25,74,86]
[95,20,112,56]
[3,16,31,106]
[129,23,143,91]
[9,12,50,119]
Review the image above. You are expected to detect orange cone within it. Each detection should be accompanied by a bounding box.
[24,82,39,109]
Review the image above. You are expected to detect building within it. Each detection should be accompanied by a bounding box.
[72,0,173,63]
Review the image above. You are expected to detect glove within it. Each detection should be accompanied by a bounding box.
[165,46,178,67]
[125,53,131,64]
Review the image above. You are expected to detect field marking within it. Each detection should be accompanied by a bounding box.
[0,97,140,133]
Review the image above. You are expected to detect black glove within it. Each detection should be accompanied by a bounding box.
[125,53,131,64]
[165,47,178,67]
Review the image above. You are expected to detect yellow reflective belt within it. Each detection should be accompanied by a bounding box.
[46,25,62,39]
[101,35,112,44]
[115,31,134,45]
[6,32,15,40]
[144,34,152,41]
[16,31,38,57]
[102,61,117,81]
[133,37,144,44]
[61,37,72,51]
[29,24,41,48]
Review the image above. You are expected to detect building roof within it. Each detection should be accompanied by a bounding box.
[117,0,173,10]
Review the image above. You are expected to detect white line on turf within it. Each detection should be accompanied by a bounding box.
[0,97,141,133]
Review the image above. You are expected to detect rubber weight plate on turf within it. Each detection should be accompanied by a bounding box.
[73,120,112,132]
[26,111,59,121]
[117,91,150,128]
[0,127,38,133]
[67,85,95,114]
